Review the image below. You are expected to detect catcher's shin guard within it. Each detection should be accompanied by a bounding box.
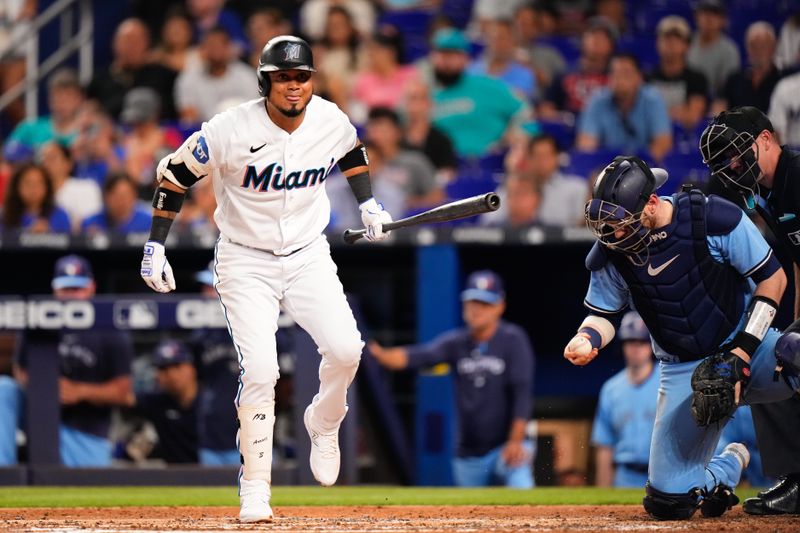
[643,481,702,520]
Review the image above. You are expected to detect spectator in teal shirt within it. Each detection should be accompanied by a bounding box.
[576,53,673,162]
[428,28,528,158]
[4,69,83,162]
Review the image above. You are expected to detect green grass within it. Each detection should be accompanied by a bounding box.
[0,486,763,508]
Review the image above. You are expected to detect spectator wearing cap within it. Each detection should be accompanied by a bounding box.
[538,16,616,121]
[12,255,134,467]
[591,311,658,488]
[649,15,709,133]
[577,53,673,162]
[132,340,199,464]
[352,25,419,113]
[3,68,84,164]
[469,19,537,102]
[175,25,258,124]
[687,0,740,95]
[119,88,183,191]
[37,142,102,232]
[1,163,71,234]
[427,28,528,158]
[81,173,152,235]
[370,270,536,488]
[87,18,178,120]
[715,21,781,116]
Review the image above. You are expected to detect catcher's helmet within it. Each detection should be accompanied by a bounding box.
[618,311,650,342]
[585,156,668,264]
[699,106,774,209]
[257,35,316,97]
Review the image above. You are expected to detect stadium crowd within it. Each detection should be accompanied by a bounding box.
[0,0,798,483]
[1,0,799,238]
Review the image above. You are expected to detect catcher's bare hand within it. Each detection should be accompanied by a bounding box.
[563,334,599,366]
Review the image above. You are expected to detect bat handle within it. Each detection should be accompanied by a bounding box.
[343,228,366,244]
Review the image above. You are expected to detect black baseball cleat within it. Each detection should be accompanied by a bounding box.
[700,484,740,517]
[743,475,800,515]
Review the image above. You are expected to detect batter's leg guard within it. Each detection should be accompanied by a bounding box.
[643,481,702,520]
[237,403,275,485]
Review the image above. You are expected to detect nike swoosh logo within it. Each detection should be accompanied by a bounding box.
[647,254,680,276]
[250,143,267,153]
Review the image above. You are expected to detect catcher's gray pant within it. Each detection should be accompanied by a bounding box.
[648,329,795,494]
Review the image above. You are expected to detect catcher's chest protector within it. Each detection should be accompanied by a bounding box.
[610,191,746,361]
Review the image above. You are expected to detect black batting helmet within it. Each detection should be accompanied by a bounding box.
[699,106,773,209]
[585,156,669,264]
[257,35,316,97]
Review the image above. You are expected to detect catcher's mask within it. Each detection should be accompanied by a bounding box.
[257,35,316,97]
[585,156,669,266]
[700,106,774,210]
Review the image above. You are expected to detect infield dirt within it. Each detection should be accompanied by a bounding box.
[2,505,800,532]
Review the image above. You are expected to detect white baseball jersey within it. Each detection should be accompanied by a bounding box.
[196,95,358,254]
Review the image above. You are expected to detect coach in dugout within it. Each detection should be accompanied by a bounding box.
[13,255,134,467]
[370,270,536,488]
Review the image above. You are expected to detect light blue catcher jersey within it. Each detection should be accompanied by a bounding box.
[584,196,774,360]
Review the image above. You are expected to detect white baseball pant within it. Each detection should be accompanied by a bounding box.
[214,234,363,482]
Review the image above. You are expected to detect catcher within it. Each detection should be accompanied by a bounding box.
[563,156,797,520]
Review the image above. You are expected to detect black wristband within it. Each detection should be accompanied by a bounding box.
[346,171,373,204]
[732,331,760,358]
[148,216,174,244]
[152,187,186,212]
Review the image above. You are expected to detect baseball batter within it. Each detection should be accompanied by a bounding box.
[139,36,392,523]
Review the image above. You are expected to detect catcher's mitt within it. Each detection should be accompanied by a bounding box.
[690,351,750,427]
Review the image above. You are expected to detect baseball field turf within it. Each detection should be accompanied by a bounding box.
[0,485,762,507]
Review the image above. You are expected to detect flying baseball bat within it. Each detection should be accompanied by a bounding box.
[343,192,501,244]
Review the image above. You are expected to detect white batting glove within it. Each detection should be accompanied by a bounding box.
[141,241,176,293]
[359,198,392,242]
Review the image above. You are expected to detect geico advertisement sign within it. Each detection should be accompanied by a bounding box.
[176,300,226,328]
[0,300,94,329]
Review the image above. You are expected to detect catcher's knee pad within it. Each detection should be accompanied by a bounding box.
[643,481,701,520]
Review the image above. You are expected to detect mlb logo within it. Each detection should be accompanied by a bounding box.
[114,300,158,329]
[788,229,800,246]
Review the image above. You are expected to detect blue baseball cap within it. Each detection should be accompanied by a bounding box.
[52,255,94,290]
[153,339,193,368]
[194,260,215,287]
[461,270,505,304]
[619,311,650,342]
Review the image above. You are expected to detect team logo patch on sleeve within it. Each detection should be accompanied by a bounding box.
[193,136,210,163]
